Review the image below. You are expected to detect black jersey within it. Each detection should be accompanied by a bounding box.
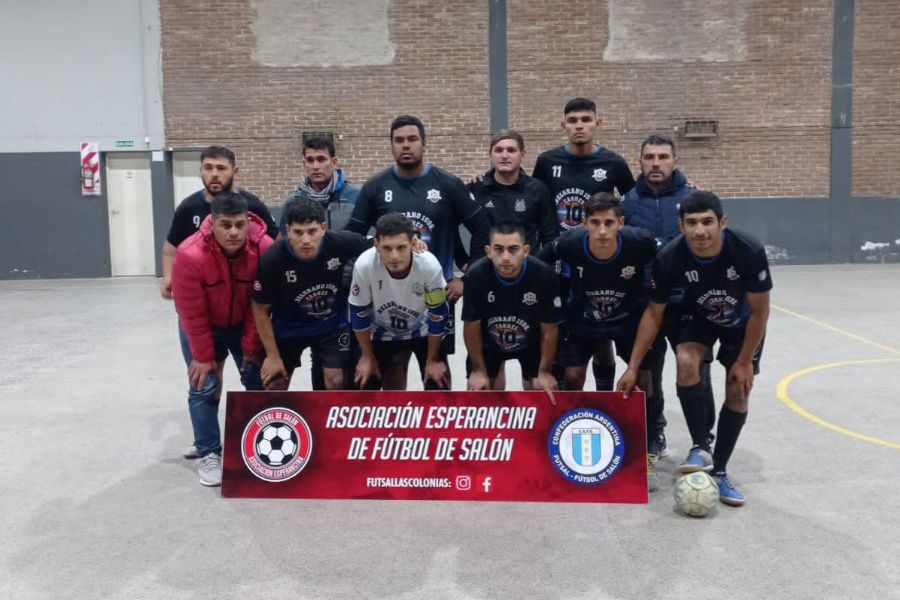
[532,145,635,231]
[652,229,773,329]
[462,256,563,354]
[252,231,370,337]
[468,169,558,250]
[346,164,491,280]
[540,226,656,337]
[166,189,278,247]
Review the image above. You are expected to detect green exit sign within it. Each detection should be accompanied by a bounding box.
[115,140,134,148]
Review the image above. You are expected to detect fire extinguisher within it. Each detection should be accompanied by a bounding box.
[82,164,94,190]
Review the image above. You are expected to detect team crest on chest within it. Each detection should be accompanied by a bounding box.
[592,168,607,182]
[514,198,526,212]
[726,266,740,281]
[523,292,537,305]
[620,265,636,280]
[412,282,425,295]
[326,257,341,271]
[427,189,442,203]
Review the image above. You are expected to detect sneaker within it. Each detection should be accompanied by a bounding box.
[647,454,660,492]
[655,431,669,458]
[677,446,713,474]
[198,453,222,487]
[715,473,745,506]
[183,445,199,460]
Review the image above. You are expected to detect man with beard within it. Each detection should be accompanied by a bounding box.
[346,115,491,358]
[160,145,277,299]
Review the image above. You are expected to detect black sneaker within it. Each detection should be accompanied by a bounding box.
[655,431,668,458]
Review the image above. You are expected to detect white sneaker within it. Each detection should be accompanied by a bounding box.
[183,445,199,460]
[198,453,222,487]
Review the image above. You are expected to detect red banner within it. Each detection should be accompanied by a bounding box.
[222,391,647,503]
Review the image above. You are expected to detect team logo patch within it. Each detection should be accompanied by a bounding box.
[241,408,313,482]
[351,283,360,296]
[547,408,624,486]
[253,280,262,291]
[484,200,495,208]
[427,189,442,203]
[327,257,341,271]
[758,269,768,281]
[620,265,636,280]
[553,296,562,307]
[514,198,526,212]
[592,168,607,182]
[412,282,425,295]
[522,292,537,305]
[726,266,740,281]
[338,332,351,349]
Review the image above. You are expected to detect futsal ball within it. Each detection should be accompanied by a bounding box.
[256,424,297,467]
[674,472,720,517]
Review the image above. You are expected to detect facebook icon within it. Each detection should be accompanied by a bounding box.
[482,477,492,492]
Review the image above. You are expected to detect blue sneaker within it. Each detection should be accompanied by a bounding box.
[715,473,745,506]
[677,446,713,474]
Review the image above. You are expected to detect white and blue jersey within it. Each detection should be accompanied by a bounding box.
[348,247,448,341]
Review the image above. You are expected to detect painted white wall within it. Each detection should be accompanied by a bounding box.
[0,0,164,153]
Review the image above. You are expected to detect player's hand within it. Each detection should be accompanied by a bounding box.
[354,354,381,388]
[616,367,638,399]
[729,361,754,399]
[446,278,464,302]
[411,237,428,254]
[187,360,215,391]
[160,276,173,300]
[466,174,483,186]
[261,355,288,388]
[424,359,449,389]
[532,371,558,406]
[467,370,490,391]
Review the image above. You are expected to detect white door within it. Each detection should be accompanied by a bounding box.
[172,151,203,207]
[106,153,155,276]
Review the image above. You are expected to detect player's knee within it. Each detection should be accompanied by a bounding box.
[675,353,701,385]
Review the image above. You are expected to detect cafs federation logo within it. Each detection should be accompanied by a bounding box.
[548,408,624,485]
[242,407,313,482]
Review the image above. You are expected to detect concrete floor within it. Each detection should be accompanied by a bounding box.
[1,265,898,600]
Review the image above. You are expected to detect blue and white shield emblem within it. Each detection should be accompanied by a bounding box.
[571,428,601,467]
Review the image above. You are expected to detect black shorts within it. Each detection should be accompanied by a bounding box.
[371,337,447,383]
[564,328,653,370]
[276,327,353,371]
[670,314,765,374]
[466,344,541,380]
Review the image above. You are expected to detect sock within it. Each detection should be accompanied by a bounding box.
[713,406,748,474]
[677,383,712,450]
[700,361,716,442]
[592,360,615,391]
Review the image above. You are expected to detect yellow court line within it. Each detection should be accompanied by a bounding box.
[776,359,900,451]
[772,304,900,356]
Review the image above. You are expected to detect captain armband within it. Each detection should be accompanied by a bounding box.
[426,301,449,335]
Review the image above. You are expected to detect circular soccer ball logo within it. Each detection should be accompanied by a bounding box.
[241,408,312,482]
[547,408,625,486]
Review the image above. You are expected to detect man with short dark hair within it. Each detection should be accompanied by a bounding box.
[538,192,659,489]
[618,191,772,506]
[622,134,714,460]
[462,221,561,398]
[346,115,492,357]
[469,129,558,250]
[280,136,360,233]
[253,199,370,391]
[532,98,636,391]
[349,213,450,390]
[171,192,273,486]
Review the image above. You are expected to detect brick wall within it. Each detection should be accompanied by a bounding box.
[160,1,895,206]
[852,0,900,197]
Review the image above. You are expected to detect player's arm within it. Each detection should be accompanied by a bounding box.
[534,322,559,405]
[171,253,216,389]
[345,181,375,234]
[615,158,636,196]
[423,285,450,389]
[160,240,177,299]
[729,291,770,397]
[348,262,379,387]
[536,181,560,246]
[616,301,666,397]
[463,320,489,391]
[252,301,287,387]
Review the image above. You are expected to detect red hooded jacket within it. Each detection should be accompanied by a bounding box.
[172,212,273,363]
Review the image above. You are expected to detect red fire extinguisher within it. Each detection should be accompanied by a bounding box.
[82,164,94,190]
